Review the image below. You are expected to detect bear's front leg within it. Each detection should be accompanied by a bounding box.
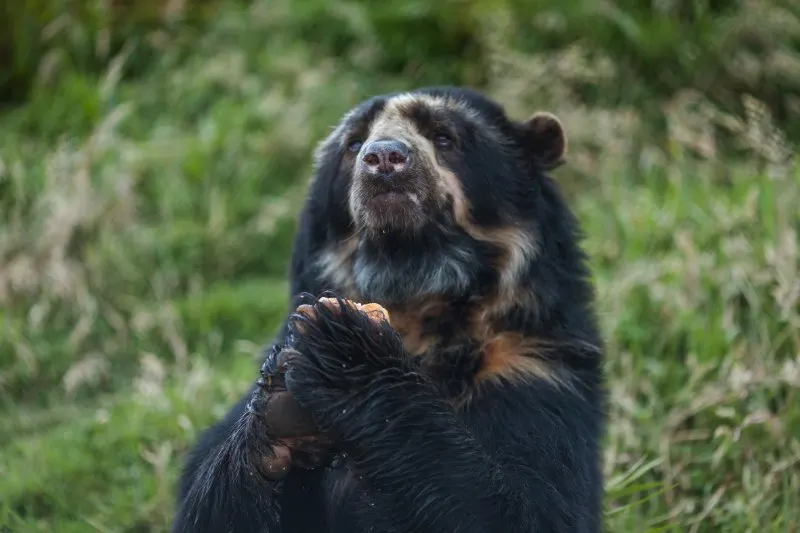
[282,293,417,436]
[283,294,532,533]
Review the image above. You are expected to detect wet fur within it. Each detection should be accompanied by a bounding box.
[172,86,606,533]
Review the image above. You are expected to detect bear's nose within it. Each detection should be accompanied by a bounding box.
[361,139,410,177]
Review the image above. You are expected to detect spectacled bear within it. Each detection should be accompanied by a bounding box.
[171,86,606,533]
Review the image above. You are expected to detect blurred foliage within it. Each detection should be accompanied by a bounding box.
[2,0,798,156]
[0,0,227,103]
[505,0,800,156]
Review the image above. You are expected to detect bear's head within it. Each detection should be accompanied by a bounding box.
[294,86,583,330]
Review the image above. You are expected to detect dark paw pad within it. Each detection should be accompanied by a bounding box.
[248,345,319,439]
[243,344,333,479]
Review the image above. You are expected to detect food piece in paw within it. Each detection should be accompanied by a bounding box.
[358,301,391,323]
[294,298,391,329]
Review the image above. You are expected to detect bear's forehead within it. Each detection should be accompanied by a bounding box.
[312,89,515,165]
[341,92,494,134]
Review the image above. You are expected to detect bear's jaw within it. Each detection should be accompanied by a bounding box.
[356,190,428,238]
[348,163,440,238]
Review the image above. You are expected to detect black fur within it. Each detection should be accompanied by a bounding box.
[172,86,606,533]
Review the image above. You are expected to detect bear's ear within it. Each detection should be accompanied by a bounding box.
[522,112,567,170]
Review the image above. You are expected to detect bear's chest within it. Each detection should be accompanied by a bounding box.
[385,302,486,398]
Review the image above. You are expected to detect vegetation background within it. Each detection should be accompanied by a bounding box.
[1,0,798,531]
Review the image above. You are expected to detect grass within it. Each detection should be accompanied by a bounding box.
[1,2,799,532]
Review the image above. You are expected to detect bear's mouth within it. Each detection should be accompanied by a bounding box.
[367,191,419,209]
[360,188,425,235]
[348,145,435,237]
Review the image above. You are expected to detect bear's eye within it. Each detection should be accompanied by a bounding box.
[347,139,364,153]
[433,132,453,149]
